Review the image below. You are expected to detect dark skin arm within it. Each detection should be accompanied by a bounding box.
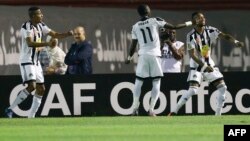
[165,40,184,60]
[189,32,244,73]
[188,48,214,72]
[26,30,73,48]
[26,37,51,48]
[164,22,192,30]
[218,32,244,47]
[48,30,73,39]
[125,39,138,64]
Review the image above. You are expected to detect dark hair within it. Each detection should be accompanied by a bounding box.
[28,6,40,18]
[137,4,150,16]
[192,11,202,19]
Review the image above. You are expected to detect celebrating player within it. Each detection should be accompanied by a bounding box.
[168,12,244,116]
[5,6,73,118]
[125,4,193,116]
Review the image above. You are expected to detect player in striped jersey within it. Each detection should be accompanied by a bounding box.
[5,7,73,118]
[168,12,244,116]
[125,4,193,116]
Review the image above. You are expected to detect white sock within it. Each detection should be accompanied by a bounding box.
[28,94,42,118]
[174,86,197,113]
[9,89,29,109]
[149,78,161,112]
[132,79,143,110]
[215,84,227,116]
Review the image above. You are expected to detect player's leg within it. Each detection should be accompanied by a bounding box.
[28,83,45,118]
[131,78,144,115]
[149,78,161,116]
[206,68,226,116]
[28,63,45,118]
[5,65,36,118]
[214,80,227,116]
[169,70,201,115]
[131,55,149,115]
[172,83,198,114]
[148,55,163,116]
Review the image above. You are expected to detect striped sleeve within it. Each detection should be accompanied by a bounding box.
[186,31,195,50]
[208,26,221,42]
[21,22,32,38]
[40,22,51,35]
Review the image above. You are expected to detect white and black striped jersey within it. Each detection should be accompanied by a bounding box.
[131,17,167,56]
[186,26,221,68]
[20,21,51,65]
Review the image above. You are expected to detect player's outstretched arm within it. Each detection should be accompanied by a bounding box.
[219,32,244,47]
[48,30,73,39]
[125,39,138,64]
[164,21,193,30]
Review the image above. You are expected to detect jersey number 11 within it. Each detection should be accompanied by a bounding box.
[140,27,153,43]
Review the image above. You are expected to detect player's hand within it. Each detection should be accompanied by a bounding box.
[125,59,131,64]
[48,39,57,47]
[165,39,172,46]
[36,47,43,52]
[125,56,133,64]
[235,41,244,48]
[68,30,74,36]
[46,67,55,75]
[205,66,214,72]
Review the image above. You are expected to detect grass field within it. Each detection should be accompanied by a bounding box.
[0,115,249,141]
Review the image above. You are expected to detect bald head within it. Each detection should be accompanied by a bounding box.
[73,26,85,43]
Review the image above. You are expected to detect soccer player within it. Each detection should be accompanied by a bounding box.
[125,4,193,116]
[168,12,244,116]
[160,29,185,73]
[5,6,73,118]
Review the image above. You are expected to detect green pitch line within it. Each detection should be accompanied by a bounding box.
[0,115,249,141]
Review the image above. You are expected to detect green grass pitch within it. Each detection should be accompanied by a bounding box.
[0,115,249,141]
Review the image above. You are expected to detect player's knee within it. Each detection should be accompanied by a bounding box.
[216,83,227,107]
[183,86,198,100]
[217,83,227,93]
[27,82,36,92]
[189,86,198,95]
[36,84,45,96]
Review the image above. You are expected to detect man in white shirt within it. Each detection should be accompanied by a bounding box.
[5,6,73,118]
[125,4,193,116]
[160,29,185,73]
[40,35,67,75]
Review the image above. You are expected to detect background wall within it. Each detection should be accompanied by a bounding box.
[0,6,249,75]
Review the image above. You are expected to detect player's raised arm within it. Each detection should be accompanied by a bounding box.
[218,32,244,47]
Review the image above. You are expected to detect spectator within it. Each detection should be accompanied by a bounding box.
[160,29,185,73]
[65,26,93,75]
[39,35,67,75]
